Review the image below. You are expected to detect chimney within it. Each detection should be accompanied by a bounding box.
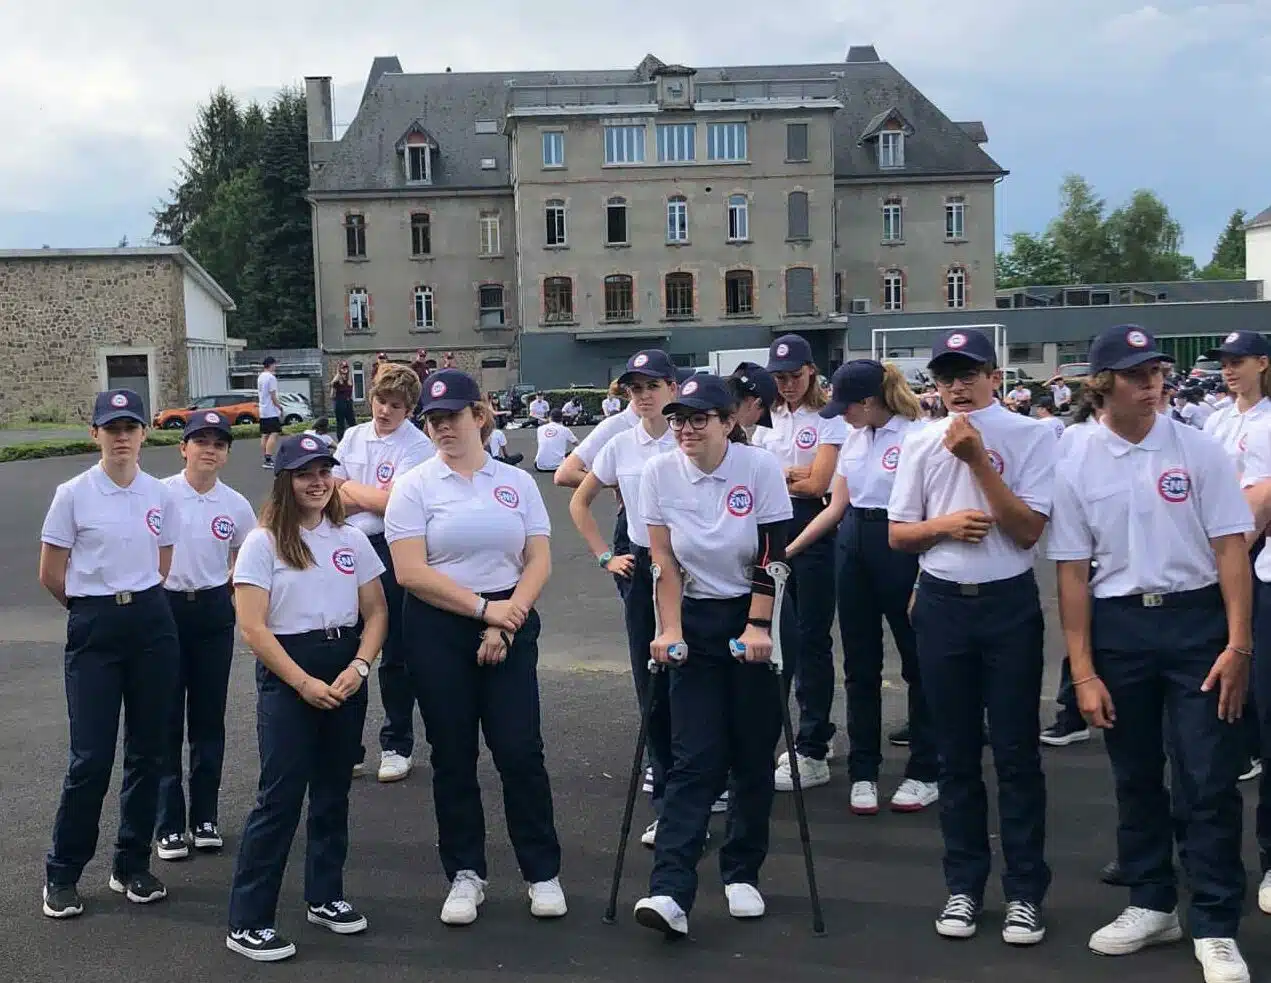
[304,76,334,143]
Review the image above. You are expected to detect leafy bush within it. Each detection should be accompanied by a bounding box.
[0,422,306,464]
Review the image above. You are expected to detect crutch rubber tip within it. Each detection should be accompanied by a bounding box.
[601,913,617,925]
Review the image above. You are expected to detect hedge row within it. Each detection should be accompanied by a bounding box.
[0,423,307,464]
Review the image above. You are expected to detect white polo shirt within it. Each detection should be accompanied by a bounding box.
[488,429,508,458]
[602,396,623,417]
[640,443,793,600]
[41,465,181,598]
[765,404,848,490]
[1040,415,1066,441]
[257,371,280,420]
[534,423,576,470]
[1179,401,1215,430]
[384,454,550,593]
[161,473,256,592]
[333,420,435,537]
[1009,386,1032,404]
[1204,397,1271,477]
[529,398,550,421]
[1237,422,1271,583]
[1051,384,1072,405]
[1049,415,1252,597]
[234,520,383,634]
[590,422,677,548]
[888,402,1057,583]
[1056,419,1100,460]
[836,414,922,510]
[575,405,638,468]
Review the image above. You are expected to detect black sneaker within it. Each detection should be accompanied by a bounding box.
[109,870,167,904]
[887,724,910,747]
[226,928,297,962]
[1040,720,1091,747]
[1001,900,1045,945]
[935,893,979,938]
[1100,860,1127,886]
[192,822,223,851]
[307,899,368,934]
[261,457,274,469]
[155,832,189,861]
[42,882,83,919]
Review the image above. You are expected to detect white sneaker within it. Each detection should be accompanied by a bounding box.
[634,895,688,937]
[528,876,567,918]
[1193,938,1250,983]
[724,883,765,918]
[849,781,879,815]
[377,751,412,783]
[774,752,830,791]
[440,870,485,925]
[711,790,729,814]
[1239,758,1262,782]
[351,761,367,779]
[1088,906,1182,955]
[1258,870,1271,914]
[890,779,939,813]
[641,821,658,848]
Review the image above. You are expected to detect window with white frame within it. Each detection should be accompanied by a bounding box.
[707,122,747,161]
[883,270,904,311]
[351,361,366,401]
[544,276,573,322]
[947,267,967,309]
[405,144,431,183]
[345,214,366,258]
[542,131,565,168]
[479,212,501,255]
[479,284,505,327]
[879,130,904,168]
[657,123,696,162]
[945,197,966,240]
[413,286,435,329]
[666,196,688,243]
[727,194,748,241]
[545,200,567,247]
[882,198,903,241]
[606,197,628,244]
[604,125,646,164]
[347,288,369,331]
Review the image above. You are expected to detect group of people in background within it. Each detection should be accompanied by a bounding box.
[34,322,1271,983]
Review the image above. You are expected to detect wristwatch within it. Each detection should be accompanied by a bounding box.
[351,658,370,679]
[597,550,614,568]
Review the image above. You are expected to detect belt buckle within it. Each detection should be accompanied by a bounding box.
[958,583,979,597]
[1142,593,1164,608]
[115,591,133,606]
[324,626,342,640]
[186,590,197,601]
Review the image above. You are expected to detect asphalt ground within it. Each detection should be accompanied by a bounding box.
[1,425,1268,983]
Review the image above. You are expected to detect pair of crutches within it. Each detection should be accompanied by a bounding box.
[602,560,826,936]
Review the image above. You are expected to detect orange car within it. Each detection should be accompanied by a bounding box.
[153,392,259,430]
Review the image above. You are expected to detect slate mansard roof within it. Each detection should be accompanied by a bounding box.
[309,48,1006,195]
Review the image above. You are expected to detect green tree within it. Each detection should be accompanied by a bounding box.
[1104,190,1195,281]
[1200,209,1248,280]
[181,168,268,336]
[995,231,1067,288]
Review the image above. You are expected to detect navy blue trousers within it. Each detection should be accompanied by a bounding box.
[156,585,236,836]
[912,571,1050,904]
[1093,591,1245,938]
[47,587,179,885]
[625,547,672,815]
[612,506,632,600]
[787,496,836,759]
[649,595,787,913]
[366,533,418,758]
[403,593,561,883]
[227,630,367,930]
[837,509,936,783]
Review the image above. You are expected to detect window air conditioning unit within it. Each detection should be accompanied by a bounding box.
[850,298,871,314]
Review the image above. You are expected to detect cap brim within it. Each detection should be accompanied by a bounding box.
[766,358,805,373]
[93,410,146,426]
[275,451,338,474]
[618,368,673,384]
[1102,350,1174,372]
[421,397,476,412]
[819,400,848,419]
[663,397,721,415]
[928,351,989,370]
[183,425,233,442]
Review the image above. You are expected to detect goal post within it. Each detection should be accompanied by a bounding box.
[869,323,1010,373]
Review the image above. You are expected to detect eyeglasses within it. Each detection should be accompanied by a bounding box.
[932,369,985,387]
[668,412,719,431]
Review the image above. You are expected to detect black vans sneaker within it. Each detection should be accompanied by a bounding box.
[1040,720,1091,747]
[192,823,223,851]
[226,928,297,962]
[156,832,189,861]
[307,899,368,934]
[935,893,980,938]
[109,870,167,904]
[1001,900,1046,945]
[42,882,84,919]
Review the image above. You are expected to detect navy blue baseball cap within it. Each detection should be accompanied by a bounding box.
[675,366,698,385]
[418,368,482,412]
[663,374,735,416]
[928,328,996,368]
[729,362,778,408]
[767,334,814,373]
[273,433,338,475]
[1207,330,1271,360]
[1088,324,1173,374]
[182,409,233,443]
[619,349,676,383]
[821,360,885,418]
[92,389,147,427]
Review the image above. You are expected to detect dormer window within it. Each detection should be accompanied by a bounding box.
[406,144,431,183]
[879,131,904,169]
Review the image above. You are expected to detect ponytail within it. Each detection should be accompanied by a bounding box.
[879,363,922,421]
[728,423,749,444]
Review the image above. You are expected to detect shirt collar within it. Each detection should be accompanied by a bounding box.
[177,473,220,501]
[1103,413,1170,458]
[682,444,731,483]
[90,463,139,496]
[436,453,498,480]
[635,421,671,446]
[301,517,337,539]
[967,402,1008,422]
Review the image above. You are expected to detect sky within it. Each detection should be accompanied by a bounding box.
[2,0,1269,265]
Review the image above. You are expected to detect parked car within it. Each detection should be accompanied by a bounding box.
[227,388,313,425]
[153,392,259,429]
[1189,356,1222,381]
[1051,362,1091,384]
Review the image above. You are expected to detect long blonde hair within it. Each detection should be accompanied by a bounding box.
[260,472,346,571]
[879,363,922,421]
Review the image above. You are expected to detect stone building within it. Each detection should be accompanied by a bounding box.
[0,247,236,426]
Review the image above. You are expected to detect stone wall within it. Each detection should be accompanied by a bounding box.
[0,256,187,425]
